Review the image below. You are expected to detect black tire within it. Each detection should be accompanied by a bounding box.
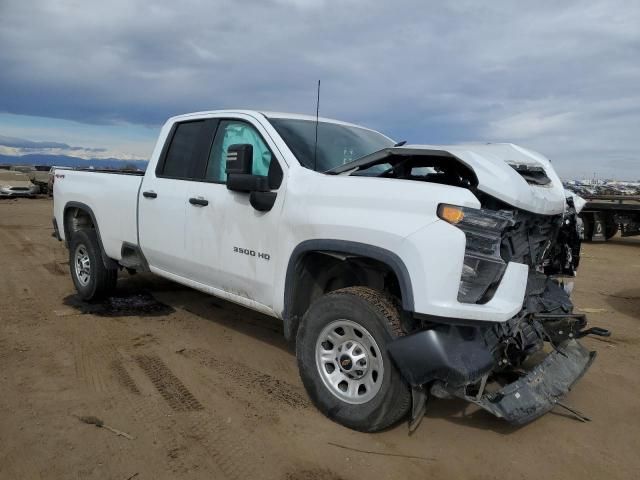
[604,216,619,240]
[68,229,117,300]
[581,213,594,241]
[296,286,411,432]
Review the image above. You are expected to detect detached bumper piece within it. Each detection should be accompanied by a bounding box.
[388,324,599,426]
[468,340,595,424]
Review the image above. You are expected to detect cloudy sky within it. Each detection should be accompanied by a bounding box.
[0,0,638,179]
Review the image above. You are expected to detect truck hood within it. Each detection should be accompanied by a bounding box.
[335,143,566,216]
[418,143,565,215]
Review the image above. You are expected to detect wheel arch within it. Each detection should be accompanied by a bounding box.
[282,239,415,341]
[63,201,118,269]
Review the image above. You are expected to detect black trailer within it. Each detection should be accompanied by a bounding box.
[580,195,640,241]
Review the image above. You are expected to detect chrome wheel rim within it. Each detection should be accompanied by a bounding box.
[74,244,91,286]
[315,319,384,404]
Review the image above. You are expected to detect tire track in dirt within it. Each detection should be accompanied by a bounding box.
[42,261,68,276]
[0,227,35,302]
[110,359,141,395]
[134,355,203,411]
[0,338,8,361]
[96,324,266,478]
[68,320,216,477]
[73,340,115,394]
[102,325,296,478]
[2,221,65,284]
[183,348,310,410]
[285,468,347,480]
[175,410,285,480]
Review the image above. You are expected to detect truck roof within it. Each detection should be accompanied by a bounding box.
[166,109,369,130]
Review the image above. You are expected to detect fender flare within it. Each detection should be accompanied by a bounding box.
[282,239,415,339]
[63,201,118,269]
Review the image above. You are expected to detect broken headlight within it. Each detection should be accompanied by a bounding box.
[438,204,514,303]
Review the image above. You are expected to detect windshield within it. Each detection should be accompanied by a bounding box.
[268,118,395,172]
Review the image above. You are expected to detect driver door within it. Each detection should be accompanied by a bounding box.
[185,118,285,312]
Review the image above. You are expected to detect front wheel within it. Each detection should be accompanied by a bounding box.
[69,229,117,300]
[296,287,411,432]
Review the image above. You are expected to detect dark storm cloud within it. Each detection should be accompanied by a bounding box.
[0,135,106,152]
[0,0,638,178]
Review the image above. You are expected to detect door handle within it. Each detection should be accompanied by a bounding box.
[143,191,157,199]
[189,197,209,207]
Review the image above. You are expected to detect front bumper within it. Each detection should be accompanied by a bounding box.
[388,327,597,425]
[468,340,595,424]
[0,188,38,197]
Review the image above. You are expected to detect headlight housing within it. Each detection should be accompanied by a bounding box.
[438,204,514,303]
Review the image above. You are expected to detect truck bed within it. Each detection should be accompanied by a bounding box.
[53,169,143,261]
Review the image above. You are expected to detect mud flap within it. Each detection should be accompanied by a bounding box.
[467,340,595,424]
[408,386,427,433]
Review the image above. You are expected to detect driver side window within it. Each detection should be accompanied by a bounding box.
[205,120,273,183]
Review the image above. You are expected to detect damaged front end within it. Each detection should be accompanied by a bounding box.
[389,196,609,428]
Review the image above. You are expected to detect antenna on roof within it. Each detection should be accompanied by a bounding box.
[313,80,320,172]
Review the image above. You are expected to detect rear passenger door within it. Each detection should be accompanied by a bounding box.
[139,119,214,277]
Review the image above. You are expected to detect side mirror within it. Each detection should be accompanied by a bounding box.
[225,143,279,212]
[226,144,253,175]
[227,173,269,192]
[226,143,269,193]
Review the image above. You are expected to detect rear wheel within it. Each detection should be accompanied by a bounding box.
[69,230,117,300]
[296,287,411,432]
[604,216,619,240]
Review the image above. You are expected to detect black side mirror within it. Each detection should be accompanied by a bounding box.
[226,144,253,175]
[227,143,262,192]
[225,143,279,212]
[227,174,269,192]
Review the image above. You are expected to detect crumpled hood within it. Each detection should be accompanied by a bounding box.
[403,143,566,215]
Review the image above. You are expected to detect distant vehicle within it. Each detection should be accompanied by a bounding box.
[9,165,50,195]
[0,170,39,197]
[10,165,35,174]
[53,109,609,431]
[581,195,640,240]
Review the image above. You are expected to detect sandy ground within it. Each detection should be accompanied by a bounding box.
[0,197,638,480]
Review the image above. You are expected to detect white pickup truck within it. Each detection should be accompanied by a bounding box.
[53,110,608,431]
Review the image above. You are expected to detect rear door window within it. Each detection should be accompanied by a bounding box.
[157,121,205,179]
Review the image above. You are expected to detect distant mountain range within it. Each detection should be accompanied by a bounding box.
[0,153,148,170]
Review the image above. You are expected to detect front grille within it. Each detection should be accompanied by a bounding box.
[10,187,29,191]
